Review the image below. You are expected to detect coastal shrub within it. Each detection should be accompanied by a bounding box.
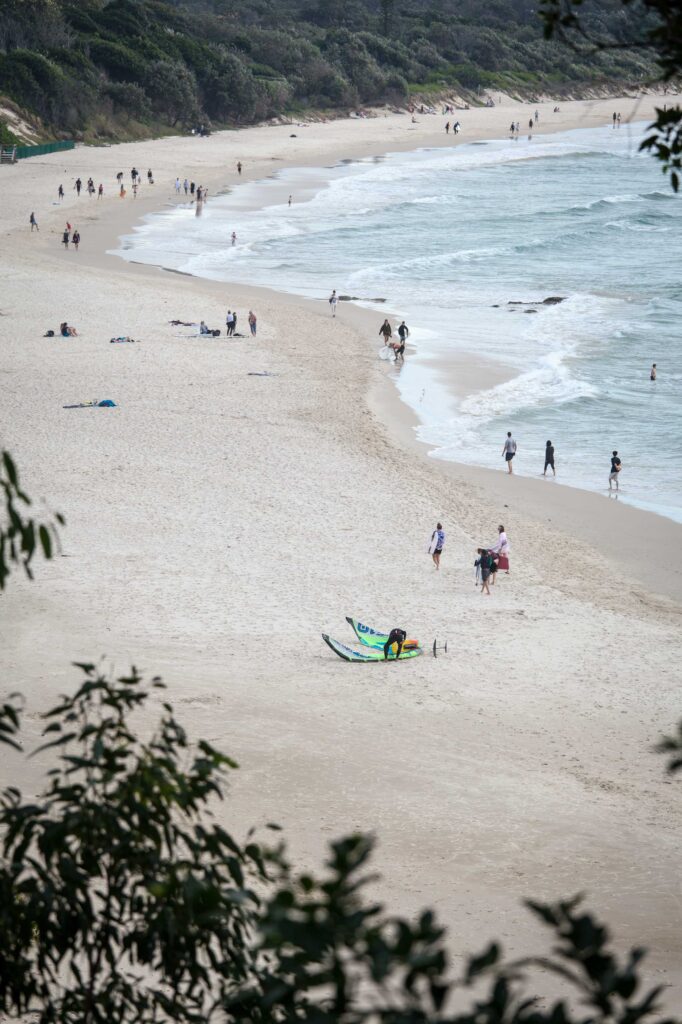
[87,37,147,83]
[0,0,667,145]
[144,59,199,125]
[0,662,678,1024]
[102,80,152,121]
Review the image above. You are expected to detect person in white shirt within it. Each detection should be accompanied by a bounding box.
[490,525,510,575]
[329,290,338,316]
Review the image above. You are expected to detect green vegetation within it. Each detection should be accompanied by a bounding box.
[0,0,657,140]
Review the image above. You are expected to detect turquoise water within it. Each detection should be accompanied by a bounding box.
[117,123,682,522]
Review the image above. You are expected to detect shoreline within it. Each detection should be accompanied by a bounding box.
[107,112,682,541]
[2,94,682,1005]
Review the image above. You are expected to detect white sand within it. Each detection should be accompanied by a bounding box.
[2,95,682,1007]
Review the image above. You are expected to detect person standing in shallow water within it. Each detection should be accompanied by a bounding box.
[502,431,517,473]
[609,450,622,491]
[543,440,555,477]
[650,363,657,380]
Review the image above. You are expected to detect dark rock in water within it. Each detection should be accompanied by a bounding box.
[339,295,360,301]
[371,297,386,302]
[524,308,538,313]
[508,296,567,306]
[492,304,500,308]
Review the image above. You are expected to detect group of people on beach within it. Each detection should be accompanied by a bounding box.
[175,178,208,202]
[502,430,628,493]
[428,521,510,597]
[379,318,409,362]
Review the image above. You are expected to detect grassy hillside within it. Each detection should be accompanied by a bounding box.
[0,0,657,140]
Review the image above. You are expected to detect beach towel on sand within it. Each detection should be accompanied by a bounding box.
[63,399,117,408]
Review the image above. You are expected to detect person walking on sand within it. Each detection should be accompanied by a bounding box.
[490,524,510,573]
[476,548,493,595]
[175,177,181,194]
[429,522,445,570]
[29,212,38,232]
[543,439,555,477]
[183,178,189,195]
[329,290,338,316]
[58,184,64,201]
[609,450,622,491]
[98,183,103,199]
[650,363,657,380]
[148,169,153,183]
[528,118,533,134]
[502,431,517,473]
[248,310,257,336]
[534,109,539,124]
[72,229,80,251]
[379,319,392,345]
[237,161,242,175]
[226,311,234,336]
[75,178,82,196]
[62,228,70,249]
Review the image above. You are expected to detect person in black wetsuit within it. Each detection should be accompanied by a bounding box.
[384,628,407,660]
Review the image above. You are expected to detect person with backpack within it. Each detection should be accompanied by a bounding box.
[329,290,338,316]
[502,431,517,473]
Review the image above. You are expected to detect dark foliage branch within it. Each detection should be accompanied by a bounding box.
[0,667,678,1024]
[0,449,64,591]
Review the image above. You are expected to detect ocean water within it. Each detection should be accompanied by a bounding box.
[115,123,682,522]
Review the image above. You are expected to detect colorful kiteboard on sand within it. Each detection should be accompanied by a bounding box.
[322,618,448,662]
[322,633,423,663]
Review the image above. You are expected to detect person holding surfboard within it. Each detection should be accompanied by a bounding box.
[429,522,445,569]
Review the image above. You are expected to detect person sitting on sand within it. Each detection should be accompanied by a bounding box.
[199,321,211,334]
[60,322,78,337]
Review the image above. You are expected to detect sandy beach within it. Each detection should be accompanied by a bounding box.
[2,94,682,1008]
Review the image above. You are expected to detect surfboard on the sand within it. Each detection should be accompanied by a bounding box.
[322,634,423,662]
[345,617,419,650]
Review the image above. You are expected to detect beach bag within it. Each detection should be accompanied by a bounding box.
[44,330,54,337]
[211,329,221,336]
